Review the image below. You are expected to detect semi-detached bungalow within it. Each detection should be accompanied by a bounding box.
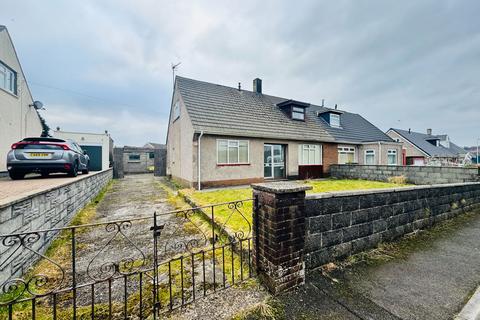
[166,76,402,189]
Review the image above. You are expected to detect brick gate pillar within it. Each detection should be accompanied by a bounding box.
[252,182,312,294]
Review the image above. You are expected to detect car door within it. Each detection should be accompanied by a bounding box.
[73,143,87,168]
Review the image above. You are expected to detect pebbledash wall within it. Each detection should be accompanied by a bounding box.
[252,181,480,294]
[0,169,113,285]
[330,164,480,185]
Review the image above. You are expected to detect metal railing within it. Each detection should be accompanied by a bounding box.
[0,199,254,319]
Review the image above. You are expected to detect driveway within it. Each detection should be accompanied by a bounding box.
[0,172,93,206]
[280,210,480,319]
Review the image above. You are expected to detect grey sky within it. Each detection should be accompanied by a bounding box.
[1,0,479,146]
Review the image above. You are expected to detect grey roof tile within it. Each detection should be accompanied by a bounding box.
[390,128,466,157]
[176,76,393,143]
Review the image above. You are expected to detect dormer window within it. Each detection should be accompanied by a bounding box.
[318,110,343,128]
[330,113,340,127]
[291,107,305,121]
[276,99,310,122]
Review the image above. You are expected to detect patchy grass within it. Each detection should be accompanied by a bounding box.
[180,179,409,235]
[305,179,409,194]
[230,297,284,320]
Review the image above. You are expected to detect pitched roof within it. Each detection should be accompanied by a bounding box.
[143,142,165,149]
[176,76,393,144]
[390,128,466,157]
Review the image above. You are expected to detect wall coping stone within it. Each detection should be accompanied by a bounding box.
[306,181,480,200]
[334,164,478,171]
[0,168,113,209]
[252,181,312,194]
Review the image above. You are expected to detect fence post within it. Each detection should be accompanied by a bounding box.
[251,182,311,294]
[113,147,124,179]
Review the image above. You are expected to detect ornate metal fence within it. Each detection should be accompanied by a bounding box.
[0,199,254,319]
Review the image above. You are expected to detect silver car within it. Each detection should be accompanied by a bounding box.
[6,137,90,180]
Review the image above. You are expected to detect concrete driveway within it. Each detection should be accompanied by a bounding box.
[280,210,480,320]
[0,172,93,206]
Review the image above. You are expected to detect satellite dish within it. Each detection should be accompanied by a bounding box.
[32,101,44,110]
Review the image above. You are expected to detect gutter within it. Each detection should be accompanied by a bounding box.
[197,131,204,190]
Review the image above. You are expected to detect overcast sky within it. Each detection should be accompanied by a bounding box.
[1,1,479,147]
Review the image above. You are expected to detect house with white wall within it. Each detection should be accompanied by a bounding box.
[0,25,43,173]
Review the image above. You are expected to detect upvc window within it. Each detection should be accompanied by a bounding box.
[291,107,305,121]
[129,154,141,161]
[299,144,322,165]
[338,146,355,164]
[387,149,397,165]
[365,150,375,165]
[217,139,249,164]
[0,62,16,95]
[173,101,180,120]
[330,113,340,127]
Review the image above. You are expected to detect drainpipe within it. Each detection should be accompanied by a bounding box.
[197,131,204,190]
[378,142,382,165]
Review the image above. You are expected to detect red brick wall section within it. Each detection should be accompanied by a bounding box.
[323,143,338,175]
[252,182,311,294]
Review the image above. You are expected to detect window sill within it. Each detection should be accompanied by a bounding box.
[0,87,18,98]
[217,163,251,167]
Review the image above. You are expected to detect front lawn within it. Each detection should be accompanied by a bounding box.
[180,179,409,237]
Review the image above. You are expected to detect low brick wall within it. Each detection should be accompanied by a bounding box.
[330,164,479,185]
[304,183,480,270]
[0,169,113,284]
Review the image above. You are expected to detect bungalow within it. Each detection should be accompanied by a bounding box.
[166,76,402,189]
[386,128,467,166]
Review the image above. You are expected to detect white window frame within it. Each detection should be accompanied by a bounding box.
[364,149,376,165]
[217,139,250,165]
[338,146,356,164]
[299,144,323,165]
[291,107,305,121]
[387,149,397,165]
[0,61,16,95]
[330,113,340,127]
[173,101,180,120]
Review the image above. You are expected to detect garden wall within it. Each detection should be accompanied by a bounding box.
[330,164,479,185]
[304,182,480,270]
[0,169,113,284]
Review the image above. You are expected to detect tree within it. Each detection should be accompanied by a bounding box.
[38,113,50,137]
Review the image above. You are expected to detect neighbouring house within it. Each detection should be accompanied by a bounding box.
[119,143,166,174]
[0,25,43,174]
[53,129,114,171]
[166,76,402,189]
[386,128,467,166]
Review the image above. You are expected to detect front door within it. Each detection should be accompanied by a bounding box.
[264,144,286,179]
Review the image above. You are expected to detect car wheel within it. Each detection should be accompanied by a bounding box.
[68,161,78,177]
[82,167,89,174]
[9,171,25,180]
[41,172,49,178]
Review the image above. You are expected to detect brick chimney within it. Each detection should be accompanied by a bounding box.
[253,78,262,94]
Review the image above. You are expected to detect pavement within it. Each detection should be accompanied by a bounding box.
[280,210,480,320]
[0,171,95,206]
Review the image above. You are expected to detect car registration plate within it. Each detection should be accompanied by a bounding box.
[30,153,49,157]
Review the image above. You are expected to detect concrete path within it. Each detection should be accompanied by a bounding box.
[280,211,480,319]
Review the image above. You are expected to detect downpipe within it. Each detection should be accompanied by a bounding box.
[197,131,204,191]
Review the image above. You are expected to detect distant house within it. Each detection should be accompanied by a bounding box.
[166,76,402,189]
[386,128,467,166]
[143,142,165,149]
[0,25,43,174]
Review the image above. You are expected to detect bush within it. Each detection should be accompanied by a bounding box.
[388,175,408,185]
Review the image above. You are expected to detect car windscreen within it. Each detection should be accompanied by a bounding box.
[16,144,63,150]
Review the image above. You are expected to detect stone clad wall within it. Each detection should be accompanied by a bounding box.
[0,169,113,284]
[330,164,479,185]
[304,183,480,270]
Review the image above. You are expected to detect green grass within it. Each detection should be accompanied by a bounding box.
[180,179,410,236]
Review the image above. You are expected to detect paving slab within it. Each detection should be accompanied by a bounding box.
[308,211,480,320]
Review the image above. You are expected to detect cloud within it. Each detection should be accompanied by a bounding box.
[1,0,479,146]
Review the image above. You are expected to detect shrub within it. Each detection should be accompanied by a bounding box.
[388,175,408,185]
